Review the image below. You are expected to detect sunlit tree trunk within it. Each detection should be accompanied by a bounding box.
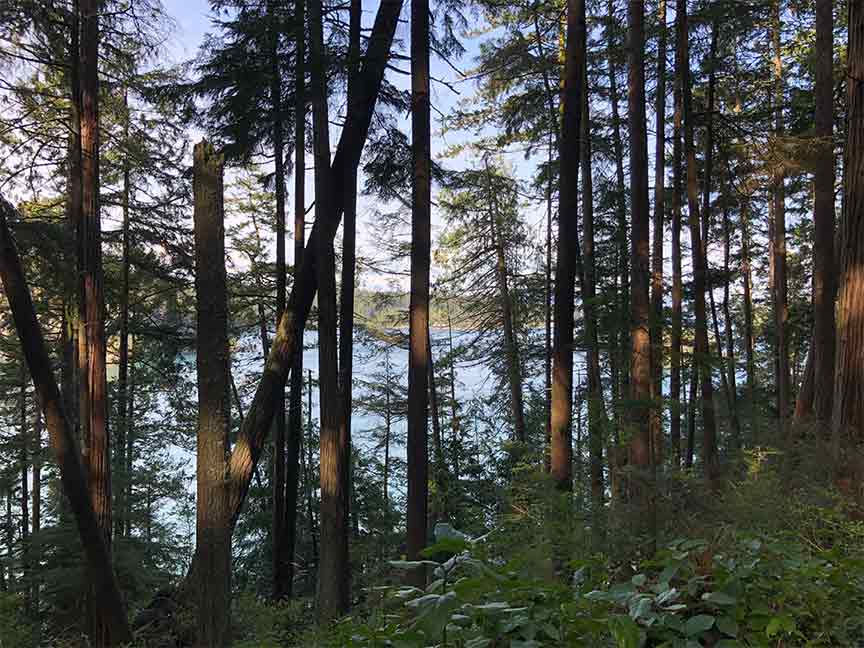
[192,141,231,647]
[310,0,349,617]
[832,2,864,444]
[407,0,432,583]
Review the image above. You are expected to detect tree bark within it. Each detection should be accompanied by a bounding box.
[813,0,836,422]
[19,375,30,613]
[407,0,431,584]
[0,196,131,644]
[79,2,112,641]
[627,0,652,481]
[192,140,231,648]
[551,0,586,491]
[832,1,864,444]
[650,0,667,468]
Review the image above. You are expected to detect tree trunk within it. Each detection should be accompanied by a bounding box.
[607,0,629,423]
[0,196,131,643]
[551,0,586,491]
[813,0,836,422]
[832,2,864,444]
[310,0,349,617]
[650,0,667,468]
[722,201,741,449]
[670,0,684,467]
[680,0,717,479]
[485,161,526,446]
[627,0,652,483]
[285,0,306,600]
[741,200,756,429]
[407,0,431,583]
[771,0,791,431]
[269,0,290,602]
[338,0,361,576]
[79,2,112,641]
[32,404,42,616]
[192,140,231,648]
[19,376,30,612]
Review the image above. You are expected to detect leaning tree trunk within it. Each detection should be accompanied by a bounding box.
[551,0,586,491]
[407,0,432,586]
[192,141,231,648]
[0,197,131,644]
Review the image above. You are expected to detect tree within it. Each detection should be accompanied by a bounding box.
[679,0,717,478]
[0,197,132,644]
[192,140,231,647]
[550,0,585,491]
[626,0,652,483]
[812,0,835,423]
[650,0,667,467]
[310,0,349,618]
[832,2,864,444]
[407,0,432,581]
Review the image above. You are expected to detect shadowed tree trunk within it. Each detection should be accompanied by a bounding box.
[581,60,607,504]
[285,0,306,599]
[192,140,231,647]
[771,0,791,431]
[832,2,864,444]
[310,0,349,617]
[680,0,717,479]
[115,89,131,540]
[19,375,29,613]
[813,0,836,422]
[627,0,652,486]
[339,0,362,567]
[650,0,667,468]
[670,0,684,467]
[407,0,432,585]
[269,0,290,602]
[0,196,131,644]
[551,0,586,491]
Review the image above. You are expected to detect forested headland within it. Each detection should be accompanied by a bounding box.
[1,0,864,646]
